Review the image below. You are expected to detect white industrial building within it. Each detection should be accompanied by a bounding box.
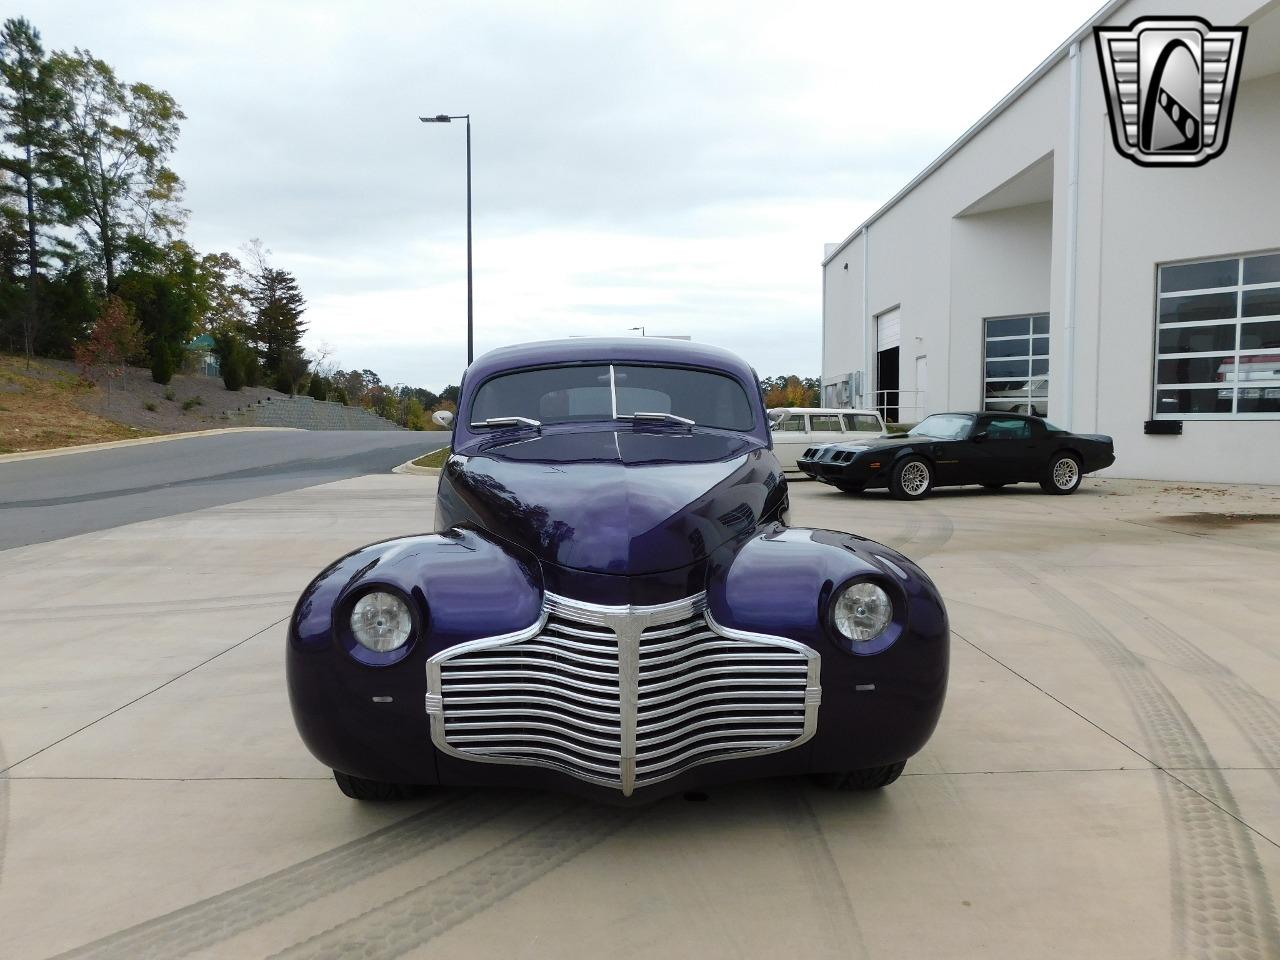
[820,0,1280,483]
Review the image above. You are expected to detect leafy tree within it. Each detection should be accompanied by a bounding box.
[0,17,70,364]
[117,238,198,383]
[49,47,185,289]
[405,396,427,430]
[37,264,97,356]
[761,375,819,408]
[74,294,142,405]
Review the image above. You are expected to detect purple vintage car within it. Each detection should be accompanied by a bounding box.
[288,338,949,802]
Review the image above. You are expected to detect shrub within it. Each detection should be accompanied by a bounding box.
[211,330,251,392]
[144,401,157,412]
[307,374,328,402]
[181,396,203,411]
[333,386,349,406]
[274,368,294,395]
[150,347,176,385]
[164,387,176,401]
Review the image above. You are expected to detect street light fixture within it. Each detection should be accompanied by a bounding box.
[628,326,646,337]
[419,113,473,366]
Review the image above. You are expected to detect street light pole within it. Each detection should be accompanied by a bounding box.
[419,113,474,366]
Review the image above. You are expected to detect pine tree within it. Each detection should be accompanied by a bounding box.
[0,17,68,365]
[249,267,307,377]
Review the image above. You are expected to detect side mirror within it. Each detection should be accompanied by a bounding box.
[432,410,455,428]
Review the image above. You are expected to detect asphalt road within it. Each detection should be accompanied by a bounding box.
[0,430,449,550]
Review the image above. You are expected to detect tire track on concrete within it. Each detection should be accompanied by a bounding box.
[877,508,921,553]
[993,558,1280,959]
[49,790,513,960]
[773,784,870,959]
[907,504,954,560]
[267,800,640,960]
[1087,581,1280,793]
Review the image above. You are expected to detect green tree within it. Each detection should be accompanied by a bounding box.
[211,327,252,391]
[0,18,70,364]
[50,47,185,289]
[117,238,198,383]
[37,264,97,357]
[247,263,306,377]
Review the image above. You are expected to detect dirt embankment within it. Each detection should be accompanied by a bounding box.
[0,354,286,453]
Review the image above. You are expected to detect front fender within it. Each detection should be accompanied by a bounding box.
[707,525,949,770]
[287,529,542,783]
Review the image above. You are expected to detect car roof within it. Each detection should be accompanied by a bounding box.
[769,407,881,416]
[467,337,755,380]
[456,337,771,444]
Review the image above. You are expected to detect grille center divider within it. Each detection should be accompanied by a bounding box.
[425,592,821,796]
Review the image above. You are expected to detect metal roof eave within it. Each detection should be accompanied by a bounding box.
[821,0,1130,269]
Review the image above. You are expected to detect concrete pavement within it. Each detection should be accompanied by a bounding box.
[1,474,1278,958]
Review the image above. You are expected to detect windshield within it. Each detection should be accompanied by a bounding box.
[471,364,755,431]
[908,414,974,440]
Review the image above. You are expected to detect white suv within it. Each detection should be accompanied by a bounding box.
[768,407,887,473]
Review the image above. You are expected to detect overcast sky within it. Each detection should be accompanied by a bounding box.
[32,0,1104,390]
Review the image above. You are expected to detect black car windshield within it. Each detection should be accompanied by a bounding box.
[908,414,974,440]
[471,364,755,431]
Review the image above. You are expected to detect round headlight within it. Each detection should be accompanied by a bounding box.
[832,582,893,642]
[351,591,413,652]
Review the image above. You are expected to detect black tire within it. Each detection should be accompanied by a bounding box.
[1040,452,1082,495]
[889,457,933,501]
[333,770,419,801]
[811,761,907,791]
[834,480,863,494]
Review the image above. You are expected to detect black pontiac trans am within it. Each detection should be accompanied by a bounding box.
[798,412,1114,500]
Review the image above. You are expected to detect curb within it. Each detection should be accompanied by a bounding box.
[393,458,442,477]
[0,426,303,464]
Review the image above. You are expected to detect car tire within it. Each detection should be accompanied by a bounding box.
[333,770,419,801]
[834,480,863,494]
[811,761,907,791]
[890,457,933,501]
[1041,452,1082,495]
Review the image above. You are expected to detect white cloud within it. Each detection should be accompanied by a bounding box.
[32,0,1104,387]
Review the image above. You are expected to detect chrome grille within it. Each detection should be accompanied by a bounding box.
[426,593,820,795]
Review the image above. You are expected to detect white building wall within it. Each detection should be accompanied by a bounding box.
[822,0,1280,484]
[948,201,1054,410]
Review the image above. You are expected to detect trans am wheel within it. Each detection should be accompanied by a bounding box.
[333,770,419,801]
[1041,453,1082,495]
[890,457,932,501]
[811,761,907,791]
[834,480,863,494]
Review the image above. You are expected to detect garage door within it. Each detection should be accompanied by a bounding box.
[876,308,901,351]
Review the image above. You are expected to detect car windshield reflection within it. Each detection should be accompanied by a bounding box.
[908,414,974,440]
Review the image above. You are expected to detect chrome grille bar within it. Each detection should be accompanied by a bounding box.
[426,592,820,795]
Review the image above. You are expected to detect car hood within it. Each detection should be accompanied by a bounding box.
[823,434,919,452]
[439,427,781,576]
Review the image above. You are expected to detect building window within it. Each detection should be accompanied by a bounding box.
[983,315,1049,416]
[1155,252,1280,419]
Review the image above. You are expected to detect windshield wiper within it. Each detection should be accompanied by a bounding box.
[470,416,542,430]
[617,411,695,427]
